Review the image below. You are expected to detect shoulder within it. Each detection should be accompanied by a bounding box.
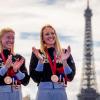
[15,54,24,58]
[13,53,25,61]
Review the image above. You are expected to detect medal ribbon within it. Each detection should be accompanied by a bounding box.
[46,50,68,85]
[1,52,15,77]
[46,51,56,75]
[56,66,67,84]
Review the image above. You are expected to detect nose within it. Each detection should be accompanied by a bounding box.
[49,33,53,37]
[49,32,54,37]
[9,38,14,43]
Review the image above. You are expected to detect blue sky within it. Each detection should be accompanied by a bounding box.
[0,0,100,99]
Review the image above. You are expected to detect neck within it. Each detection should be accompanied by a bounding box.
[2,48,12,53]
[46,45,55,48]
[3,48,10,51]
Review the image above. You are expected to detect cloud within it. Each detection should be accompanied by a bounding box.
[0,0,99,38]
[0,1,100,100]
[0,0,84,8]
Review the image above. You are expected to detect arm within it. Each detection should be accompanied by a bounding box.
[0,66,8,76]
[0,55,13,76]
[14,55,30,86]
[61,47,76,81]
[0,66,7,85]
[29,52,43,84]
[18,61,30,86]
[0,55,13,85]
[66,54,76,81]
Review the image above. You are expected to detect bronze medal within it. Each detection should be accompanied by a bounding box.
[51,75,58,82]
[47,51,58,82]
[4,76,12,84]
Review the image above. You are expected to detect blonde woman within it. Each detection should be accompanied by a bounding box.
[30,25,76,100]
[0,28,29,100]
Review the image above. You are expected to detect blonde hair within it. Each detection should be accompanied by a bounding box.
[40,24,62,55]
[0,27,15,53]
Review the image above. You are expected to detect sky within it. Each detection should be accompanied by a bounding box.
[0,0,100,100]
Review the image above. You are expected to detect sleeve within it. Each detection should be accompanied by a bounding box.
[0,66,8,76]
[35,62,44,71]
[63,66,72,75]
[66,54,76,81]
[0,66,6,84]
[15,70,25,80]
[18,57,30,86]
[29,52,43,84]
[0,56,7,84]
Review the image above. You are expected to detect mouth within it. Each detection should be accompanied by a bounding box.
[7,42,14,46]
[48,38,54,41]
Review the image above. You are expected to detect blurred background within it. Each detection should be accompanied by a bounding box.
[0,0,100,100]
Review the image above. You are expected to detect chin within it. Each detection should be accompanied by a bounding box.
[6,47,12,50]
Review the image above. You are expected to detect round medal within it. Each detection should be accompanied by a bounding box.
[51,75,58,82]
[4,76,12,84]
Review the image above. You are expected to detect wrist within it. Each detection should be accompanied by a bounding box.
[38,59,44,64]
[13,69,19,73]
[62,59,66,63]
[4,64,10,69]
[15,70,19,74]
[62,60,68,67]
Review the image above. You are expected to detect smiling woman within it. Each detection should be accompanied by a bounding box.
[29,24,76,100]
[0,28,29,100]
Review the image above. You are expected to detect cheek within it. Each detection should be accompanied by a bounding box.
[11,39,14,43]
[43,36,47,42]
[1,40,6,45]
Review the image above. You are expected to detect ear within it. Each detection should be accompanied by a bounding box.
[43,40,45,43]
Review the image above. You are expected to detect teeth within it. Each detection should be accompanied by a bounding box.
[8,43,12,45]
[49,38,53,41]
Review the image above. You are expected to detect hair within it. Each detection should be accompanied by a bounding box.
[0,27,15,53]
[40,24,62,56]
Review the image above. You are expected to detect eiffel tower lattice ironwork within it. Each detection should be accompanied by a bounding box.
[77,0,100,100]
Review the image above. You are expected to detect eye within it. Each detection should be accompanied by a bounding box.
[45,32,55,36]
[45,33,50,36]
[51,32,55,35]
[7,36,14,40]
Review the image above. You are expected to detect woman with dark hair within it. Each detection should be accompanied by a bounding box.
[30,24,76,100]
[0,28,29,100]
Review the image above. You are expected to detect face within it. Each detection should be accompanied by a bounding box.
[42,27,56,48]
[1,32,15,50]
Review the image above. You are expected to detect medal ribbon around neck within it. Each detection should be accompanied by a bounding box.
[46,50,56,75]
[1,52,15,77]
[1,51,21,85]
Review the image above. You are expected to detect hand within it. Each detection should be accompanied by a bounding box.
[61,46,71,61]
[5,55,13,68]
[32,47,44,61]
[12,58,24,72]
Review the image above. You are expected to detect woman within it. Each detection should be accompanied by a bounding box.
[30,25,76,100]
[0,28,29,100]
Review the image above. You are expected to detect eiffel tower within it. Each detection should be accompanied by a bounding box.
[77,0,100,100]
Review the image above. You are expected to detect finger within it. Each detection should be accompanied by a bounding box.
[13,62,20,70]
[32,47,37,52]
[32,47,39,56]
[20,59,24,64]
[7,55,12,61]
[16,58,20,61]
[5,55,13,66]
[32,48,43,60]
[67,46,71,53]
[62,49,65,53]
